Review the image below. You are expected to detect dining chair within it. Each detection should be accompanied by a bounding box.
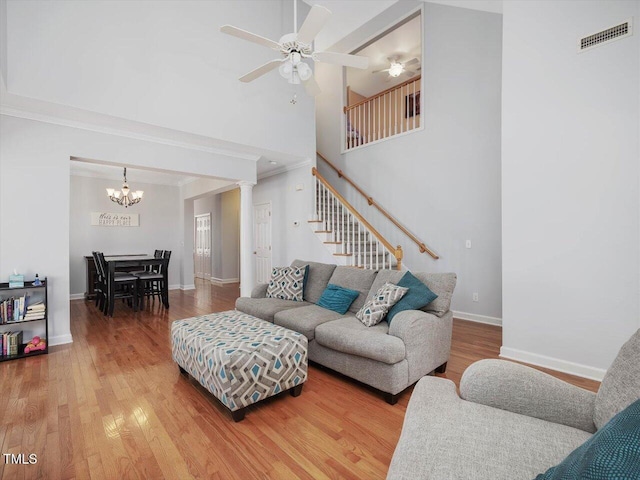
[97,252,139,316]
[135,250,171,309]
[129,249,163,275]
[91,251,107,312]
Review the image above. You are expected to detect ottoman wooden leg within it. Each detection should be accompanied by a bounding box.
[290,384,304,397]
[231,408,246,422]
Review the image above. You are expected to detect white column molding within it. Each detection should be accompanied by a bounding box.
[238,181,256,297]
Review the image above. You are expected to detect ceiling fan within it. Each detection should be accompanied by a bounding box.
[372,56,420,81]
[220,2,369,96]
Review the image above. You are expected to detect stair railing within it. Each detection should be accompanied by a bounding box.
[312,167,402,270]
[316,152,439,260]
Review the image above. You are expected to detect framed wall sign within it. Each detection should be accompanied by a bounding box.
[91,212,140,227]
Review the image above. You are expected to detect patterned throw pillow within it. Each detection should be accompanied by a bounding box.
[356,282,409,327]
[266,265,307,302]
[534,398,640,480]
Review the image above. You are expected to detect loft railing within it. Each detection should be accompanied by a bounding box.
[312,167,402,270]
[344,75,421,151]
[316,152,439,260]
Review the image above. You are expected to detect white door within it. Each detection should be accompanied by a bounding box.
[194,213,212,280]
[253,202,272,284]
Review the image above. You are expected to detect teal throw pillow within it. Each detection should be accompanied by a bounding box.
[534,398,640,480]
[317,284,360,315]
[386,272,438,324]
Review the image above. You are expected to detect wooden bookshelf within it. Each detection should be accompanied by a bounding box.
[0,278,48,362]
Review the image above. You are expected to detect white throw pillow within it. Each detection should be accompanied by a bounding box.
[356,282,408,327]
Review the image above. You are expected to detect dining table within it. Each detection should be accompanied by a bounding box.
[104,255,170,309]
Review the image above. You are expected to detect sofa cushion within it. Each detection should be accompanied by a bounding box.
[356,282,408,327]
[317,284,360,314]
[315,317,406,364]
[535,398,640,480]
[235,297,309,323]
[274,304,347,341]
[387,377,592,480]
[327,266,377,314]
[387,271,438,324]
[367,270,456,317]
[291,259,336,304]
[266,265,307,301]
[594,329,640,430]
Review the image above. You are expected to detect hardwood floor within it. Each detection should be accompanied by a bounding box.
[0,280,599,479]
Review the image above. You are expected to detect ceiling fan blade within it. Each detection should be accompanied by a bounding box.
[220,25,281,50]
[296,5,332,45]
[371,68,390,74]
[313,51,369,69]
[239,59,284,83]
[404,70,417,78]
[303,76,322,96]
[403,57,419,67]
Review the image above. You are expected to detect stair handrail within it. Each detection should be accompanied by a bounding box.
[316,152,439,260]
[312,167,403,270]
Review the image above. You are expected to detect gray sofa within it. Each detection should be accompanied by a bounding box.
[387,329,640,479]
[235,259,457,403]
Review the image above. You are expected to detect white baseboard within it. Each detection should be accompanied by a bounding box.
[453,310,502,326]
[49,334,73,346]
[499,346,606,382]
[69,293,85,301]
[181,284,196,291]
[210,277,239,286]
[169,284,181,290]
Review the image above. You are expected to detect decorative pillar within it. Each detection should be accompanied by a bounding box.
[238,181,256,297]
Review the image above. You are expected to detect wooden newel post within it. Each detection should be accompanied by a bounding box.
[395,245,403,271]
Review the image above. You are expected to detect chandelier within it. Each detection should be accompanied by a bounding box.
[106,168,143,208]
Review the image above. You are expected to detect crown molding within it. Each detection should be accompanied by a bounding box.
[258,159,312,180]
[0,104,262,162]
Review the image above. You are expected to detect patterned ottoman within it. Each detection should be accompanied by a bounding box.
[171,310,308,421]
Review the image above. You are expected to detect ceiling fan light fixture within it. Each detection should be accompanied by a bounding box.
[296,62,312,81]
[388,62,404,78]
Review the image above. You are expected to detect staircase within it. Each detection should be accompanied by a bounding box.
[310,168,403,270]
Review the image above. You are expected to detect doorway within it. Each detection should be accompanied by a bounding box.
[194,213,212,280]
[253,202,272,284]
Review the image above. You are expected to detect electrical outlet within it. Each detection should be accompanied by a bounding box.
[466,240,472,249]
[473,292,479,302]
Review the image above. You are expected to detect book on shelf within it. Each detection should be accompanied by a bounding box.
[1,295,45,324]
[1,331,23,356]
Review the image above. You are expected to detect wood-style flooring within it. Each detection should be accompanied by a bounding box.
[0,280,600,479]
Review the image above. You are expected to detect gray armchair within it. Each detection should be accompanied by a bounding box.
[387,329,640,480]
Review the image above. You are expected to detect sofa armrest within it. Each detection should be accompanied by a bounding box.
[251,283,268,298]
[460,359,596,433]
[388,310,452,384]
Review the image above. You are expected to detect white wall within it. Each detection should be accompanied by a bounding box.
[193,189,240,282]
[4,0,315,159]
[253,166,335,267]
[316,2,503,321]
[501,0,640,379]
[0,115,257,346]
[69,175,182,296]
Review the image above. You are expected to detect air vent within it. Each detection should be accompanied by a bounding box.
[579,18,633,52]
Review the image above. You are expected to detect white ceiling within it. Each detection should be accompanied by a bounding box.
[70,160,199,187]
[2,0,316,180]
[347,15,421,98]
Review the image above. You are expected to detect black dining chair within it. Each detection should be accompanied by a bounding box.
[129,249,163,275]
[135,250,170,309]
[97,252,139,316]
[92,251,107,312]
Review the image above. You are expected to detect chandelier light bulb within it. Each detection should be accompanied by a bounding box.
[107,168,143,208]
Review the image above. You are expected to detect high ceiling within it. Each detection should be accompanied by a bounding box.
[70,160,199,187]
[346,15,421,98]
